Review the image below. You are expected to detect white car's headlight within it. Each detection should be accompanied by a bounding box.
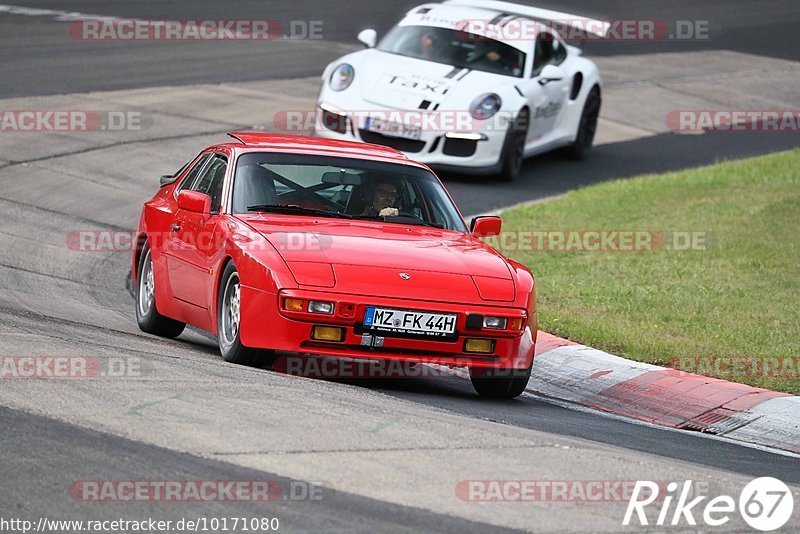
[470,93,502,120]
[329,63,355,92]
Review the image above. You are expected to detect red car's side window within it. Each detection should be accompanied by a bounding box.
[193,156,228,214]
[175,152,212,198]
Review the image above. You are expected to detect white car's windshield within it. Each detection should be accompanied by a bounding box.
[377,25,525,78]
[232,152,468,232]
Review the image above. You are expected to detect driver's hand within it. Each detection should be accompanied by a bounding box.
[379,207,399,217]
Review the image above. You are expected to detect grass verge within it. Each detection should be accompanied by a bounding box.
[493,149,800,394]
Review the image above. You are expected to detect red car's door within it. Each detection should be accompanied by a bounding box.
[166,154,228,309]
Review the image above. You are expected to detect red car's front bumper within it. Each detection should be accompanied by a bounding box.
[239,286,536,370]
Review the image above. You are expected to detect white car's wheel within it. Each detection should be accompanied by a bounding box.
[498,108,529,181]
[565,86,601,160]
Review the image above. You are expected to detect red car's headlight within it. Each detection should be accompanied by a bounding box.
[483,316,508,329]
[308,301,334,314]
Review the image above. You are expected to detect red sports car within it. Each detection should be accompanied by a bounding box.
[132,132,537,398]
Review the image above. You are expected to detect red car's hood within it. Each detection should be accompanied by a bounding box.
[239,215,515,303]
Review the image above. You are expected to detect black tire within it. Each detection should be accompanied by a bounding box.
[564,86,601,160]
[497,108,529,182]
[217,262,273,366]
[469,360,533,399]
[135,243,186,338]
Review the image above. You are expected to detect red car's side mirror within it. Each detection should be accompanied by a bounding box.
[177,190,211,217]
[471,216,502,237]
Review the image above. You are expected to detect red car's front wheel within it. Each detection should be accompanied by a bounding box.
[469,361,533,399]
[217,261,273,366]
[135,243,185,339]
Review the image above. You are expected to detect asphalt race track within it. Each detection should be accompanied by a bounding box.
[1,1,799,532]
[2,0,800,98]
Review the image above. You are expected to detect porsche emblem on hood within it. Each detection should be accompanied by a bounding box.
[399,273,412,280]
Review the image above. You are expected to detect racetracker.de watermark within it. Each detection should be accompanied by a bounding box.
[1,110,146,132]
[66,230,331,253]
[68,19,322,40]
[280,108,512,134]
[454,18,715,41]
[667,110,800,132]
[0,356,142,379]
[670,356,800,380]
[69,480,324,502]
[482,230,713,253]
[456,480,669,502]
[69,230,714,254]
[273,356,461,380]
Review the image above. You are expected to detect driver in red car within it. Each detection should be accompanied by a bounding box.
[362,181,400,217]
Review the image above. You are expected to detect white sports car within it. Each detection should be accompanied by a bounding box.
[314,0,609,180]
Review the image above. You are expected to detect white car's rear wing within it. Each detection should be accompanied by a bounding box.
[442,0,611,38]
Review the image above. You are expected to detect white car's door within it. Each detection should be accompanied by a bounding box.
[522,29,571,145]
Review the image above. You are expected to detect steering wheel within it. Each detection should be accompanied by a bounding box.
[282,191,343,212]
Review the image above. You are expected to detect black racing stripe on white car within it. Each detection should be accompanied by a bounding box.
[456,69,471,81]
[489,14,507,26]
[499,15,521,28]
[444,67,463,79]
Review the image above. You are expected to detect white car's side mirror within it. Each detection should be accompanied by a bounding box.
[357,29,377,48]
[538,64,566,85]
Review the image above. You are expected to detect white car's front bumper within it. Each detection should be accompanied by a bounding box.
[313,100,508,175]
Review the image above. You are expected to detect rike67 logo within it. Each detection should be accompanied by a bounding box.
[624,477,794,531]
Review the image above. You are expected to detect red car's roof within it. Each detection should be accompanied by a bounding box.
[224,132,422,167]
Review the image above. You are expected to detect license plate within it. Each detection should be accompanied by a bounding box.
[364,307,457,339]
[365,117,422,141]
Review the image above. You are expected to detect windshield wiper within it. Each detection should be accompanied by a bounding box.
[247,204,352,219]
[409,220,446,229]
[353,214,445,229]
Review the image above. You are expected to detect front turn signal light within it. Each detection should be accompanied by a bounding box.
[509,318,524,331]
[283,298,304,312]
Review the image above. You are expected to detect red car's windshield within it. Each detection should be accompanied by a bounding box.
[232,153,468,232]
